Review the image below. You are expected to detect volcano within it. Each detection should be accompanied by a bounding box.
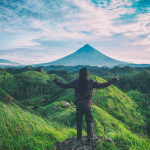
[34,44,127,67]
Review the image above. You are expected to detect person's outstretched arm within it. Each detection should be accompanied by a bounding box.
[92,76,119,89]
[53,77,76,89]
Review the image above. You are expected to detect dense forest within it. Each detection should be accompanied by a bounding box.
[4,65,150,75]
[0,66,150,150]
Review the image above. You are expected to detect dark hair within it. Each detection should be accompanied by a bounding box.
[78,68,89,95]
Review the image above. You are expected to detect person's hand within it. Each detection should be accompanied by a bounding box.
[112,76,119,83]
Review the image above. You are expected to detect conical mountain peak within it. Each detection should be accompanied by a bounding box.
[83,44,92,48]
[77,44,96,53]
[33,44,127,67]
[82,44,93,49]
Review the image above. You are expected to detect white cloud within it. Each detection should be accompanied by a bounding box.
[123,13,150,45]
[133,38,150,46]
[0,63,17,66]
[106,49,150,64]
[11,35,41,48]
[0,0,137,38]
[0,0,150,64]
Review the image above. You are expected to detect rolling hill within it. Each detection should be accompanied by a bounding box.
[0,69,150,149]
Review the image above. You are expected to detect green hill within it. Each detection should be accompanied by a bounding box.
[0,71,66,103]
[6,66,33,74]
[38,75,146,135]
[0,87,14,103]
[34,67,47,74]
[0,101,78,150]
[0,89,150,149]
[0,71,150,149]
[103,70,150,94]
[109,66,136,75]
[88,68,111,77]
[0,87,32,111]
[0,68,11,76]
[101,71,114,77]
[47,69,76,82]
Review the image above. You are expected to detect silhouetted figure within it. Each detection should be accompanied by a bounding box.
[53,68,118,141]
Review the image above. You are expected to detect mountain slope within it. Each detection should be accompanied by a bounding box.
[0,88,14,104]
[37,75,146,135]
[1,72,150,149]
[0,68,11,76]
[0,100,78,150]
[34,67,47,74]
[0,71,67,102]
[6,66,33,74]
[1,99,150,150]
[33,44,127,67]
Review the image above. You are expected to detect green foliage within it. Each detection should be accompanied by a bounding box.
[126,90,150,136]
[101,71,114,77]
[135,67,150,72]
[6,66,33,74]
[88,68,111,77]
[109,66,136,75]
[1,68,150,149]
[37,101,76,127]
[0,102,77,150]
[0,88,34,111]
[47,69,77,82]
[37,75,146,136]
[0,71,65,104]
[0,87,9,100]
[103,70,150,94]
[89,75,146,134]
[0,68,11,75]
[34,67,47,74]
[5,65,150,77]
[105,131,150,150]
[1,99,150,150]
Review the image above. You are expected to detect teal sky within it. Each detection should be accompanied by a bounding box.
[0,0,150,65]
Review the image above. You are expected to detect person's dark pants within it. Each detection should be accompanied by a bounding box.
[76,106,93,140]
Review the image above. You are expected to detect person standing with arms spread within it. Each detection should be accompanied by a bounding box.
[53,68,119,142]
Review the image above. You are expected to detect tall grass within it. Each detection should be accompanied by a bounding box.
[0,102,77,150]
[94,127,150,150]
[1,73,150,150]
[1,101,150,150]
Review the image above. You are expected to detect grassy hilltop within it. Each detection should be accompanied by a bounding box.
[0,68,150,150]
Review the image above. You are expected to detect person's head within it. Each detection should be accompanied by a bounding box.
[79,67,89,80]
[78,68,89,95]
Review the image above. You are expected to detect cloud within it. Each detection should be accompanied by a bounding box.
[133,37,150,46]
[132,0,150,13]
[0,0,150,64]
[106,49,150,64]
[0,47,66,65]
[11,35,41,47]
[0,0,137,37]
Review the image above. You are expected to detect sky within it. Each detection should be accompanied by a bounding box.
[0,0,150,65]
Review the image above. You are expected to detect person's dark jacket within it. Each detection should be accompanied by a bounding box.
[54,78,115,107]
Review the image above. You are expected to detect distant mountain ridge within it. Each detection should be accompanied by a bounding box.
[2,45,150,68]
[33,44,127,67]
